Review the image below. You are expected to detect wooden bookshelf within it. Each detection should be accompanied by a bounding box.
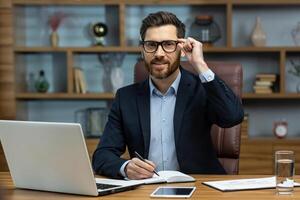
[1,0,300,173]
[240,137,300,175]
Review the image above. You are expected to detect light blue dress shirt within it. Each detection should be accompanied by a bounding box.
[120,68,215,177]
[148,71,181,171]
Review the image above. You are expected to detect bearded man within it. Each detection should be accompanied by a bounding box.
[92,11,244,179]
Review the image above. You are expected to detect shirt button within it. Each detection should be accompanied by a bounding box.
[207,75,213,81]
[162,119,166,122]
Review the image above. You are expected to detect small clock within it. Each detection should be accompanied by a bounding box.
[273,121,288,138]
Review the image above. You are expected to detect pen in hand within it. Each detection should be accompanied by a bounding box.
[134,151,160,177]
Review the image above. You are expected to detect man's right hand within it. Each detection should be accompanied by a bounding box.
[125,158,156,180]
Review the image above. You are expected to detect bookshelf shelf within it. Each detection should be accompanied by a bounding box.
[12,0,121,5]
[16,92,300,100]
[242,93,300,99]
[13,46,140,53]
[16,92,115,100]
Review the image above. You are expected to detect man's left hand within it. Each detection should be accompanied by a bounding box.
[178,37,209,74]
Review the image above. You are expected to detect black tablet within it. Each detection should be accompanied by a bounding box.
[150,186,196,198]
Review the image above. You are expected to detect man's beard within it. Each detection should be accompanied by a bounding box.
[144,54,181,79]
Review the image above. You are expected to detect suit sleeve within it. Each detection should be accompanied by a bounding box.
[92,90,127,178]
[202,75,244,128]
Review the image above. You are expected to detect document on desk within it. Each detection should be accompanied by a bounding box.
[126,170,195,184]
[203,176,300,192]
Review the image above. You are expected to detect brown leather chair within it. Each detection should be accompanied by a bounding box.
[134,60,243,174]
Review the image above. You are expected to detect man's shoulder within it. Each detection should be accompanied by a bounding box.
[116,80,147,95]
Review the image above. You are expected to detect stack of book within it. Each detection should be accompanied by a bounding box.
[241,114,248,140]
[253,73,277,94]
[73,67,87,94]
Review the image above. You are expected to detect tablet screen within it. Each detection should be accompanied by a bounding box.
[150,186,196,198]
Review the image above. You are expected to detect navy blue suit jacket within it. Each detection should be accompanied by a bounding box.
[92,68,244,178]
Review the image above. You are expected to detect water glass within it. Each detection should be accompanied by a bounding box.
[275,150,295,195]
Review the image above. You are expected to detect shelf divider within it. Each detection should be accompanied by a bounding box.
[279,50,286,94]
[67,50,74,94]
[226,3,233,48]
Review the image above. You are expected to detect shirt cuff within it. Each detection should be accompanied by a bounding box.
[199,69,215,83]
[119,160,130,178]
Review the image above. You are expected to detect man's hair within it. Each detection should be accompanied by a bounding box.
[140,11,185,41]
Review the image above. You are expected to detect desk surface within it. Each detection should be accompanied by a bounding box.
[0,172,299,200]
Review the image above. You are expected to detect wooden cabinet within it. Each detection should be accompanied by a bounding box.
[240,138,300,175]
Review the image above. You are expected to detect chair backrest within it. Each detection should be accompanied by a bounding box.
[134,60,243,174]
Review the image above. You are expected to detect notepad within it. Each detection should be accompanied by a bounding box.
[203,176,300,192]
[127,170,195,184]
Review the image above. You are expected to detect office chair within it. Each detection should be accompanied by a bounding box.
[134,60,243,175]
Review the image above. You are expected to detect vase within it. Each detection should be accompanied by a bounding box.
[35,70,49,93]
[189,15,221,47]
[251,17,266,47]
[291,22,300,46]
[102,66,113,92]
[110,67,124,93]
[50,31,59,47]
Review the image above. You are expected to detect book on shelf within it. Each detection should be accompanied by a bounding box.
[255,73,277,79]
[255,81,273,87]
[253,73,278,94]
[73,67,87,94]
[258,77,276,82]
[254,89,273,94]
[253,85,271,90]
[255,73,277,82]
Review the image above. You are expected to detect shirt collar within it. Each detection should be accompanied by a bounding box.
[149,71,181,97]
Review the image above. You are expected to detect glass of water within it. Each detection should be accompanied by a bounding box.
[275,150,295,195]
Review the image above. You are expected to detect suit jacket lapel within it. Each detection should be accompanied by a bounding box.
[137,80,151,158]
[174,68,194,145]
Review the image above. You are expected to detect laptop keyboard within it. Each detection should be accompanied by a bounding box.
[96,183,121,190]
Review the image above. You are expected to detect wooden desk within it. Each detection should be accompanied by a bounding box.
[1,172,300,200]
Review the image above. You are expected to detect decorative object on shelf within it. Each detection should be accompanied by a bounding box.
[90,22,108,46]
[98,53,113,92]
[273,120,288,139]
[291,22,300,46]
[75,107,109,138]
[288,59,300,92]
[110,53,125,93]
[253,73,277,94]
[35,70,49,93]
[48,12,67,47]
[251,17,267,47]
[189,15,221,47]
[98,53,125,93]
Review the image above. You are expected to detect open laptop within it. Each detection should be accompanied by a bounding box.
[0,120,141,196]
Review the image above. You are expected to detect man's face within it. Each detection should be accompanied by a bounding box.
[142,25,181,79]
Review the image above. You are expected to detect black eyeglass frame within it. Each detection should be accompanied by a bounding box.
[140,40,180,53]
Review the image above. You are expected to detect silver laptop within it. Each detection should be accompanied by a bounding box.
[0,120,141,196]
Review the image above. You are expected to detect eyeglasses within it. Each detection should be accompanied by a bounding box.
[140,40,179,53]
